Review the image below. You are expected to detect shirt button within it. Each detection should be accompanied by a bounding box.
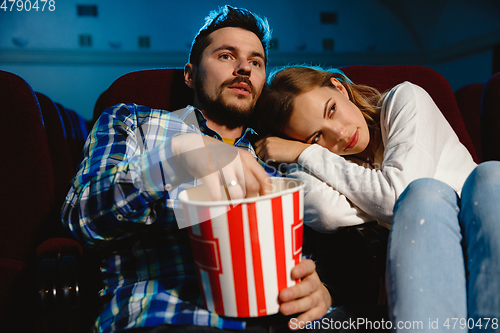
[164,183,172,191]
[116,214,124,221]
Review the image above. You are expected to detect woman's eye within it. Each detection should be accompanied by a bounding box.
[328,104,336,117]
[312,132,322,144]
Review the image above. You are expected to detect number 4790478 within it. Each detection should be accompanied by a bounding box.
[0,0,56,12]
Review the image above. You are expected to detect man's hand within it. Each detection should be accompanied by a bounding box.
[172,133,271,200]
[255,136,310,164]
[279,259,332,330]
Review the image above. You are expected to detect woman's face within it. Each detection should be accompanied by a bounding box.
[283,78,370,156]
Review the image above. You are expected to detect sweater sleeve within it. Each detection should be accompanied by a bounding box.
[286,163,374,232]
[296,82,446,225]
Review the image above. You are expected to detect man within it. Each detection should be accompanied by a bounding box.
[62,6,331,333]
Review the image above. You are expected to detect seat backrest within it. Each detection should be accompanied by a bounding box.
[92,68,193,125]
[57,103,90,169]
[341,65,478,162]
[481,71,500,161]
[36,92,75,201]
[455,83,484,162]
[0,71,55,318]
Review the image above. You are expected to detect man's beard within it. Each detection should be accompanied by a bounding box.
[195,75,257,129]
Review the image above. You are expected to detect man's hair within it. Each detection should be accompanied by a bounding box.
[189,5,272,66]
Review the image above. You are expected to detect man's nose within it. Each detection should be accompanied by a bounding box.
[234,60,251,76]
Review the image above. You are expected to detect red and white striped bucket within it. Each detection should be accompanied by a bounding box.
[178,177,305,318]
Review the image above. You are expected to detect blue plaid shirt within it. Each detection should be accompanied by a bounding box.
[61,103,279,333]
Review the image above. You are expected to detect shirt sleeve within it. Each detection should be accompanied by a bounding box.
[296,82,447,225]
[61,103,197,248]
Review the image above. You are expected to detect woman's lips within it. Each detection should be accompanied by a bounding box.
[345,129,359,150]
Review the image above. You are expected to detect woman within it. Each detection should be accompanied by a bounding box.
[254,65,500,332]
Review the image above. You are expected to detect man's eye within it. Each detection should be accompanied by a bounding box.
[328,104,336,117]
[219,54,231,60]
[251,60,261,67]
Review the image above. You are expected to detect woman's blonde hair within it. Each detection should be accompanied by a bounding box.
[255,66,383,151]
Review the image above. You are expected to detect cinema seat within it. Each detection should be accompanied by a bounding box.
[0,70,55,330]
[455,83,485,162]
[57,103,91,169]
[34,94,98,333]
[341,65,479,163]
[92,68,193,125]
[481,71,500,162]
[35,92,75,204]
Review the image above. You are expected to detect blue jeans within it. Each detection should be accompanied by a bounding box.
[386,161,500,332]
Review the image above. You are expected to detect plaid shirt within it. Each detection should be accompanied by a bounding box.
[62,103,279,333]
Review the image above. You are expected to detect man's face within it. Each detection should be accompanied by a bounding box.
[188,27,267,128]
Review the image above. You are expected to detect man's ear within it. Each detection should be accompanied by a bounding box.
[330,77,349,98]
[184,63,196,89]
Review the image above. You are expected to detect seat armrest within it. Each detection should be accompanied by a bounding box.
[36,237,93,333]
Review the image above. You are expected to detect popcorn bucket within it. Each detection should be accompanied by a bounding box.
[178,177,305,318]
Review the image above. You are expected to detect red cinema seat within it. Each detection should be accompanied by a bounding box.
[481,71,500,162]
[341,65,478,162]
[92,68,193,125]
[455,83,485,162]
[0,71,55,328]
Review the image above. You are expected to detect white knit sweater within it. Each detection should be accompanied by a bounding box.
[286,82,477,232]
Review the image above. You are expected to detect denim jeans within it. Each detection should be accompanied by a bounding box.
[386,161,500,332]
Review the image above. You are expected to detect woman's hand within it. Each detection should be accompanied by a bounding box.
[255,136,310,163]
[278,259,332,330]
